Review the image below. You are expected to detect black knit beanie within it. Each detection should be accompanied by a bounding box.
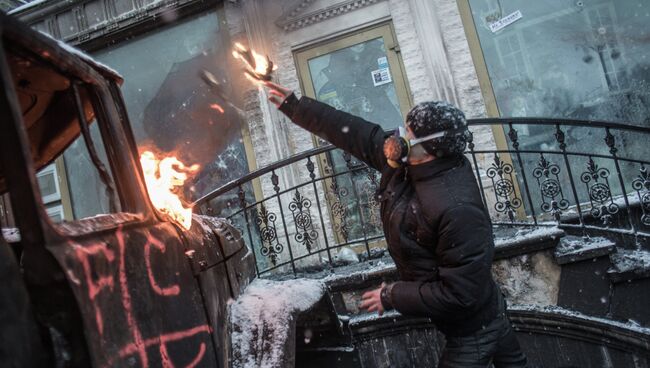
[405,101,469,158]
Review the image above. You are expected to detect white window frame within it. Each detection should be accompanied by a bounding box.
[45,204,65,223]
[37,164,61,204]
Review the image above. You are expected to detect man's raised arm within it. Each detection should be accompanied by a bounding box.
[265,81,388,171]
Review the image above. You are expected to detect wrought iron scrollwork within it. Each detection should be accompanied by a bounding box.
[271,171,280,193]
[555,125,567,150]
[466,130,475,150]
[533,154,569,221]
[255,203,283,265]
[632,165,650,226]
[342,150,364,169]
[580,157,619,225]
[326,180,349,242]
[233,186,248,235]
[508,125,519,150]
[289,189,318,252]
[363,169,382,233]
[487,154,522,221]
[306,156,316,180]
[604,129,617,155]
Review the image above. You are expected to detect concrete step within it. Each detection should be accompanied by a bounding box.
[493,225,565,259]
[554,235,616,265]
[608,249,650,283]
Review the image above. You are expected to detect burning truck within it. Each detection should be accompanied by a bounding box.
[0,12,257,367]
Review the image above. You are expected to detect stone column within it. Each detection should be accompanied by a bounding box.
[407,0,460,105]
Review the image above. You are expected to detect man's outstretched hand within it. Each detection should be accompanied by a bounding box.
[360,282,387,316]
[263,81,293,107]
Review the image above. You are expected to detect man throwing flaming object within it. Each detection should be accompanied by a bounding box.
[263,81,529,367]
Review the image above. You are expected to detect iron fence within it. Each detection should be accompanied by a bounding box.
[195,118,650,277]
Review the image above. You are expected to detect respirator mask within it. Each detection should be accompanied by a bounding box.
[383,125,469,168]
[383,127,448,168]
[386,101,469,168]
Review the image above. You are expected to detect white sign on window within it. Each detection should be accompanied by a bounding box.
[489,10,523,33]
[371,67,392,86]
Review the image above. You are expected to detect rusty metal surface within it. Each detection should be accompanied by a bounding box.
[37,214,254,368]
[0,12,113,190]
[48,218,220,367]
[187,215,255,368]
[1,12,257,367]
[186,218,232,368]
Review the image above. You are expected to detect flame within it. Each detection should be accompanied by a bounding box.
[140,151,199,230]
[209,103,224,114]
[232,42,278,82]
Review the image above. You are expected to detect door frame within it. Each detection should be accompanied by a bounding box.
[292,21,411,248]
[457,0,527,220]
[294,21,412,119]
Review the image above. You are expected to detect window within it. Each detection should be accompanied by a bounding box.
[37,164,60,204]
[585,4,628,91]
[62,121,115,220]
[36,160,72,223]
[465,0,650,125]
[6,44,120,223]
[45,204,64,223]
[91,11,257,217]
[495,32,529,84]
[295,23,411,245]
[462,0,650,213]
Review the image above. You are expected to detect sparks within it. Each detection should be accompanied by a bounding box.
[140,151,199,230]
[232,42,278,82]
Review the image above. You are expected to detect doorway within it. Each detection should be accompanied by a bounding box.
[294,22,412,249]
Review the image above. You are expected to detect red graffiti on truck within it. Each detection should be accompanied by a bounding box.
[72,242,115,336]
[69,226,210,367]
[145,232,181,297]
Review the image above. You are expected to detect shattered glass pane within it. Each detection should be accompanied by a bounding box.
[468,0,650,217]
[308,37,403,129]
[93,12,255,214]
[306,37,404,243]
[469,0,650,126]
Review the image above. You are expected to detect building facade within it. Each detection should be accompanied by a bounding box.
[6,0,650,271]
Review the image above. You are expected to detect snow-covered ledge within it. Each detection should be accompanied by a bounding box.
[229,278,326,368]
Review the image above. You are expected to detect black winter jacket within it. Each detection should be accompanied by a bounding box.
[279,94,501,336]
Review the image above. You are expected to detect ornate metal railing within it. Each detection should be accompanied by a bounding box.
[195,118,650,277]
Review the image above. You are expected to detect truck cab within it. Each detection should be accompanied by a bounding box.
[0,12,254,368]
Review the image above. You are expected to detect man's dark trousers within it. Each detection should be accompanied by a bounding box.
[440,295,528,368]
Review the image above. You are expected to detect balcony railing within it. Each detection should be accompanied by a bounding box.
[195,118,650,277]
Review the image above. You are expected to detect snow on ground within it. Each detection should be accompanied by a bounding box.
[323,258,395,283]
[230,278,325,368]
[333,246,359,265]
[510,225,563,242]
[493,225,564,248]
[555,235,615,257]
[609,249,650,274]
